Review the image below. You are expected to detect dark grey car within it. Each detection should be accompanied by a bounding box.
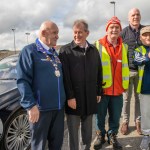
[0,54,31,150]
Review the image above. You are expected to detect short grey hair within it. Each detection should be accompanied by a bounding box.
[128,8,141,18]
[73,19,89,31]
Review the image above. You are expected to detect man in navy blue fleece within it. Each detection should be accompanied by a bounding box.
[17,21,66,150]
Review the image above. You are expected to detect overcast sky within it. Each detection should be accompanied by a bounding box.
[0,0,149,50]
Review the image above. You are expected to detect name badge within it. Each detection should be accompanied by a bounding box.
[117,59,122,62]
[41,59,49,61]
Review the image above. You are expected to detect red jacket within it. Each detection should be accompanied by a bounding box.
[100,35,125,96]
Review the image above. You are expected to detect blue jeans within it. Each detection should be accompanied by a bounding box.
[95,95,123,136]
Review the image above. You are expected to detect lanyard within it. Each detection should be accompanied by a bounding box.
[36,38,60,77]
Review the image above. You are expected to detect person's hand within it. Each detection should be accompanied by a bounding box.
[68,98,76,109]
[27,105,40,123]
[148,52,150,58]
[97,96,101,103]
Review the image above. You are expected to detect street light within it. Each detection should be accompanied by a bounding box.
[25,32,30,44]
[110,1,116,16]
[11,28,16,54]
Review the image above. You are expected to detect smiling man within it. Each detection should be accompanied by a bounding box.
[120,8,144,135]
[134,26,150,150]
[94,16,129,150]
[17,21,66,150]
[59,19,103,150]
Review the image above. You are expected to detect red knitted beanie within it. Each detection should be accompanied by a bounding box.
[106,16,122,31]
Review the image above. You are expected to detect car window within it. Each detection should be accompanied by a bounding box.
[0,56,18,79]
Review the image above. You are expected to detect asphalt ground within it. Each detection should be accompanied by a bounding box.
[0,96,142,150]
[62,96,143,150]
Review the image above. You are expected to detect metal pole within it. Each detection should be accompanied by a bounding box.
[110,1,116,16]
[25,32,30,44]
[114,2,115,16]
[12,28,16,54]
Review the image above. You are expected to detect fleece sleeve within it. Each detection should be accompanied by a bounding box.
[17,47,36,109]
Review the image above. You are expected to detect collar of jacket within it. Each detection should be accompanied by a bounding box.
[129,24,143,32]
[70,40,94,50]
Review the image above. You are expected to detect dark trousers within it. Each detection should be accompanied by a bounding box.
[67,114,93,150]
[95,95,123,136]
[29,109,64,150]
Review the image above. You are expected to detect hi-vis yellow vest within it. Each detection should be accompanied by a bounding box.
[135,46,147,93]
[95,41,129,89]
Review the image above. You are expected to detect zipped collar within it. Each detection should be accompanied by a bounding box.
[38,38,50,50]
[129,24,142,32]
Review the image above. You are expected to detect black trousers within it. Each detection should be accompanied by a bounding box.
[29,108,64,150]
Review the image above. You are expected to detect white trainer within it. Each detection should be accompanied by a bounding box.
[140,135,150,150]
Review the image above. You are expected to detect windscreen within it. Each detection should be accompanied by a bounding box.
[0,56,18,79]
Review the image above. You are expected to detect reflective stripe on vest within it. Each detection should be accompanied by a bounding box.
[122,43,130,89]
[95,40,129,89]
[135,46,146,93]
[95,41,112,88]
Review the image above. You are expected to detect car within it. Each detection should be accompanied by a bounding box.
[0,54,31,150]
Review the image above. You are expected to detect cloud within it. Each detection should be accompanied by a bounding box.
[0,0,149,50]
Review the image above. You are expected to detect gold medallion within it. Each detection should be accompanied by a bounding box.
[55,70,60,77]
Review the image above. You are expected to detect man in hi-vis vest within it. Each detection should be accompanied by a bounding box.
[134,26,150,150]
[94,16,129,150]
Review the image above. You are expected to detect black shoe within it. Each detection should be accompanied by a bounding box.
[94,134,106,150]
[108,133,122,150]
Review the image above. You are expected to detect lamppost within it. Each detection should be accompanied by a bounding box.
[110,1,116,16]
[25,32,30,44]
[11,28,16,54]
